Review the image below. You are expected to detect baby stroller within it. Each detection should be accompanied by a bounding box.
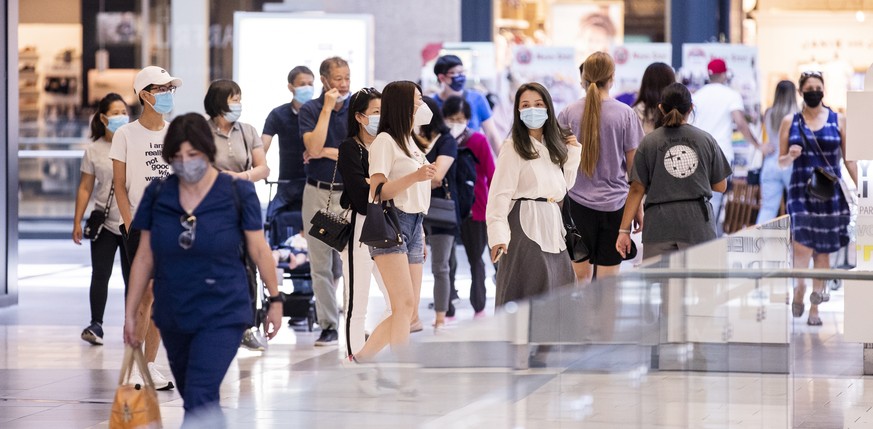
[264,180,317,331]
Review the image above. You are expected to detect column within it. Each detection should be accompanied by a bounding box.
[669,0,724,68]
[170,0,209,116]
[2,0,19,308]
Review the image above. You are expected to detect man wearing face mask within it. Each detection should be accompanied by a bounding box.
[690,58,761,235]
[432,55,502,154]
[297,57,351,347]
[109,65,181,390]
[263,65,316,217]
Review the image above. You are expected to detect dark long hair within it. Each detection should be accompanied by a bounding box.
[346,87,382,139]
[162,113,217,163]
[511,82,568,167]
[90,93,127,142]
[418,96,450,140]
[377,80,428,157]
[660,83,693,128]
[632,62,675,128]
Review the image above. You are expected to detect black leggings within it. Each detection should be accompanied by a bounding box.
[88,231,130,325]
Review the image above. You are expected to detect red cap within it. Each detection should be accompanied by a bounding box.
[707,58,727,75]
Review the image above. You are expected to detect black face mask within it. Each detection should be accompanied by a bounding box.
[803,91,824,108]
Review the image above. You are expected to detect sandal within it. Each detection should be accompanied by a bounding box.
[809,291,824,305]
[807,315,823,326]
[792,301,804,318]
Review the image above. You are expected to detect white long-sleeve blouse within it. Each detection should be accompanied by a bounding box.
[486,136,581,253]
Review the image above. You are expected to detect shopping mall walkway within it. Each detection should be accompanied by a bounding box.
[1,239,873,428]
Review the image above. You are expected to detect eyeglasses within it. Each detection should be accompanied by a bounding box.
[148,84,177,94]
[801,71,822,79]
[352,87,377,105]
[179,214,196,250]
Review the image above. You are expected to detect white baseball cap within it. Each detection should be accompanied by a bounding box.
[134,66,183,95]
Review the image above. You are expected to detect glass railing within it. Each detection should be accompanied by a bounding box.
[387,215,871,428]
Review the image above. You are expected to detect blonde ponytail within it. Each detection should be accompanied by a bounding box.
[580,82,601,177]
[578,52,615,177]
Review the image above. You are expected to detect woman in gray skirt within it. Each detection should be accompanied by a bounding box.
[486,82,581,306]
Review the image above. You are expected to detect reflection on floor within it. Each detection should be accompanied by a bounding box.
[1,240,872,428]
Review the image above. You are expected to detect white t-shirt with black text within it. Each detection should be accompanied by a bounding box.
[368,133,431,214]
[108,120,171,223]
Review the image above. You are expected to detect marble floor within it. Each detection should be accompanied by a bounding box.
[2,240,873,428]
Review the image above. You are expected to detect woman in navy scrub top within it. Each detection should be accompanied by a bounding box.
[123,113,282,427]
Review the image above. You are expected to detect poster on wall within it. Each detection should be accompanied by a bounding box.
[97,12,139,46]
[549,1,624,66]
[610,43,673,99]
[508,46,579,115]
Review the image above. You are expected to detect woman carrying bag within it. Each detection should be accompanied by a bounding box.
[348,81,436,396]
[123,113,282,426]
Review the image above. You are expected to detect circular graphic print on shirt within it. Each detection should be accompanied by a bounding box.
[663,145,699,178]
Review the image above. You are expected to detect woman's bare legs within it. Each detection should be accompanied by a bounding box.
[355,254,415,361]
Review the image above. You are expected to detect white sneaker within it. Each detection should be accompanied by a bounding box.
[148,362,175,391]
[127,365,144,389]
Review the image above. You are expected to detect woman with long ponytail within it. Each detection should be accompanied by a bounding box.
[616,83,732,260]
[557,52,645,282]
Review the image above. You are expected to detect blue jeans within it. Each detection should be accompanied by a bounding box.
[160,325,245,429]
[756,155,792,224]
[368,210,425,264]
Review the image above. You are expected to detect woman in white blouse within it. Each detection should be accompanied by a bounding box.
[487,82,581,306]
[350,81,436,392]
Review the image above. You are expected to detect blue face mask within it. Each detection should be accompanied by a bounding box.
[294,85,314,104]
[449,74,466,92]
[105,114,129,133]
[364,115,380,136]
[223,103,242,123]
[519,107,548,129]
[149,91,174,114]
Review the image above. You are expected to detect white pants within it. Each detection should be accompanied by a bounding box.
[339,212,391,357]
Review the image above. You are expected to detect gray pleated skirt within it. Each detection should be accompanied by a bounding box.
[495,203,575,307]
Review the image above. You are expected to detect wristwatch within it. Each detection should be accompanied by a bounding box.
[268,294,284,304]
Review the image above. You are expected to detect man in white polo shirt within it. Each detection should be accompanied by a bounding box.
[691,58,760,234]
[110,65,182,390]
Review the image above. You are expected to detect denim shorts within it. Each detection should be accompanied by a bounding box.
[368,209,425,264]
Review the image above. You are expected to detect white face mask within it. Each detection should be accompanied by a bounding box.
[448,122,467,139]
[413,103,433,128]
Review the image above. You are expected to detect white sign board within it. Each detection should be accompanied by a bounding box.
[233,12,374,194]
[681,44,761,117]
[610,43,673,96]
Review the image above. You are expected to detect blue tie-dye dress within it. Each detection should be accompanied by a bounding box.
[786,109,850,254]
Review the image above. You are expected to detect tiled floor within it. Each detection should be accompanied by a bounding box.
[2,240,873,428]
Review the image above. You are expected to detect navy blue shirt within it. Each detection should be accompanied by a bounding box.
[263,102,306,180]
[298,93,349,184]
[132,174,262,332]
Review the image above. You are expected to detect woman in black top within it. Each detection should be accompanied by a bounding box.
[337,88,391,359]
[419,96,459,332]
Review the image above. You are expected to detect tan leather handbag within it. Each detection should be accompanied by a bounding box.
[109,346,162,429]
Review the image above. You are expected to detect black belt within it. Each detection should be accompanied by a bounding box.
[307,178,344,191]
[645,196,710,221]
[513,197,558,203]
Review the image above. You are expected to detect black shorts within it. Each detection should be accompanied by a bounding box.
[567,198,624,267]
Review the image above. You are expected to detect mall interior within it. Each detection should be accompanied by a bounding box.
[3,0,873,427]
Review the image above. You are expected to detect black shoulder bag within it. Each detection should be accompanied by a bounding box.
[797,115,838,201]
[560,197,589,262]
[360,183,403,248]
[308,159,352,251]
[423,179,458,229]
[84,184,114,241]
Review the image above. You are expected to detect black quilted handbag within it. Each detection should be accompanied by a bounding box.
[308,162,351,251]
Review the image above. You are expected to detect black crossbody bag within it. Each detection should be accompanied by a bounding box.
[797,115,838,201]
[84,184,114,240]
